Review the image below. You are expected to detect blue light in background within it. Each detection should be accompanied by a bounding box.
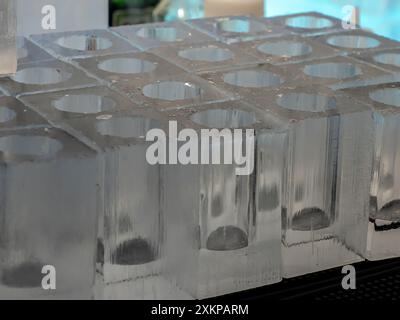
[265,0,400,41]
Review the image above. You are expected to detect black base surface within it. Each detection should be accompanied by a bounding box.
[210,257,400,301]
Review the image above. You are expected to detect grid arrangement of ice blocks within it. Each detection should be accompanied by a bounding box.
[0,12,400,300]
[0,0,16,75]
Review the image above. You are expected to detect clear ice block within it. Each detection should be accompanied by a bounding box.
[30,29,139,60]
[56,108,188,299]
[150,41,259,74]
[163,100,285,299]
[187,15,288,44]
[0,59,98,97]
[248,86,374,277]
[75,52,231,110]
[0,127,99,299]
[111,21,213,51]
[0,0,16,75]
[341,82,400,260]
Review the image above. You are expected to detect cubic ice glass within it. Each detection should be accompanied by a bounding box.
[0,127,99,299]
[248,86,374,277]
[53,108,189,300]
[163,101,285,298]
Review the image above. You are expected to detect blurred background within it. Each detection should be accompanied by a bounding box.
[15,0,400,41]
[108,0,400,41]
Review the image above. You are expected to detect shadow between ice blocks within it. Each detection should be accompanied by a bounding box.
[162,100,287,299]
[341,82,400,261]
[246,85,375,278]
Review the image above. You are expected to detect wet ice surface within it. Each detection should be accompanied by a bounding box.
[1,12,400,299]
